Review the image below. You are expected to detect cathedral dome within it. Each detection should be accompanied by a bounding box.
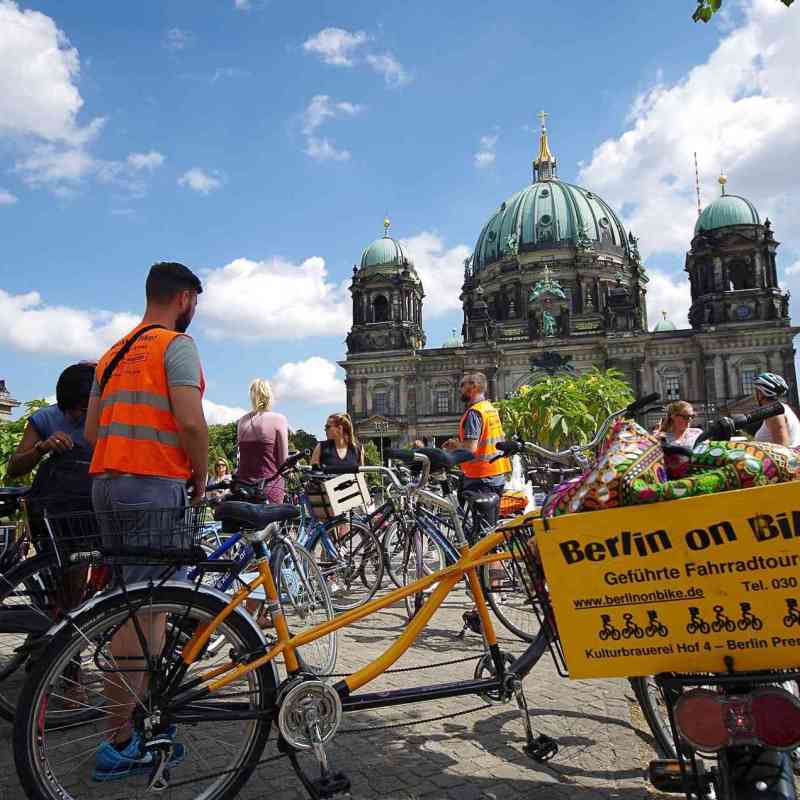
[472,179,630,272]
[653,311,676,332]
[695,176,759,234]
[359,219,417,277]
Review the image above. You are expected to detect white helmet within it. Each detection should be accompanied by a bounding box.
[753,372,788,399]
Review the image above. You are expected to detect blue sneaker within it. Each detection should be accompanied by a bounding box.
[92,727,186,782]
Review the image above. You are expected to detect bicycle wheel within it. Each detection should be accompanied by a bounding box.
[0,552,78,721]
[14,584,276,800]
[400,532,446,620]
[629,676,677,758]
[315,521,384,612]
[478,550,542,642]
[381,520,410,588]
[270,541,337,676]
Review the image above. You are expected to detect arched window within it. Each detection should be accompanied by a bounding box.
[373,294,389,322]
[729,261,753,290]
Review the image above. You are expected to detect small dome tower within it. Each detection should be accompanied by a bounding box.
[346,218,426,354]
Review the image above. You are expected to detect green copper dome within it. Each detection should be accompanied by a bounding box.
[653,312,676,332]
[695,193,760,234]
[472,179,630,272]
[359,235,416,275]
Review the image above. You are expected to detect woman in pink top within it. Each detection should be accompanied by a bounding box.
[236,379,289,503]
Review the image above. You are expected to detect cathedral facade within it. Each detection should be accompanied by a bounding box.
[341,119,798,448]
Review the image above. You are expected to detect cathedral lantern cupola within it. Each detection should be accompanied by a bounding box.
[533,110,557,182]
[686,174,787,328]
[346,218,426,354]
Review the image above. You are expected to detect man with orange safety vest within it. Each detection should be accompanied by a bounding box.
[84,261,206,780]
[443,371,511,530]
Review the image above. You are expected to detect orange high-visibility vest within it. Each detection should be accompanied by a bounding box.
[458,399,511,479]
[90,324,204,479]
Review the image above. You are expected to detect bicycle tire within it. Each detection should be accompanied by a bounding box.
[270,541,337,676]
[381,520,408,588]
[14,584,276,800]
[629,676,677,759]
[478,555,542,643]
[314,521,384,612]
[0,551,71,722]
[400,531,446,621]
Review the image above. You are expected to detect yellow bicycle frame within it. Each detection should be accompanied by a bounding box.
[181,512,538,695]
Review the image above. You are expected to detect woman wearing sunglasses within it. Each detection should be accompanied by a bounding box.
[656,400,702,447]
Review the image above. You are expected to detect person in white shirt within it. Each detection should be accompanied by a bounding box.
[752,372,800,448]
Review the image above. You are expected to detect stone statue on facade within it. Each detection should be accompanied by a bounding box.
[542,309,557,337]
[505,232,519,257]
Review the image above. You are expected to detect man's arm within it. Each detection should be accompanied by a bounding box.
[442,409,482,452]
[169,385,208,499]
[765,413,790,446]
[84,383,100,446]
[442,437,478,453]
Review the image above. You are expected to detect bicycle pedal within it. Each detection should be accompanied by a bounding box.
[312,771,350,798]
[524,734,558,763]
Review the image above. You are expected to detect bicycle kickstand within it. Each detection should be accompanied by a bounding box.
[512,679,558,763]
[145,735,175,793]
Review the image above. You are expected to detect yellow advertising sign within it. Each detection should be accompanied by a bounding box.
[533,481,800,679]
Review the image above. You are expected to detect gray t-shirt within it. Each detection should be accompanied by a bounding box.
[90,335,202,397]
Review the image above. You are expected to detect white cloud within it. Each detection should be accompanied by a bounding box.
[578,0,800,258]
[303,28,367,66]
[234,0,251,9]
[645,269,693,330]
[301,95,362,162]
[164,27,192,51]
[365,53,410,88]
[211,67,250,82]
[126,151,165,171]
[0,188,18,205]
[200,256,350,340]
[785,260,800,277]
[474,134,498,169]
[178,167,222,195]
[0,2,164,197]
[0,289,138,358]
[401,232,471,317]
[271,357,346,405]
[203,398,247,425]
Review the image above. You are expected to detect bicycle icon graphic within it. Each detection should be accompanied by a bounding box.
[686,604,764,635]
[784,598,800,628]
[598,610,669,641]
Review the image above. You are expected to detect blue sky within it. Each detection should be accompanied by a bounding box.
[1,0,799,436]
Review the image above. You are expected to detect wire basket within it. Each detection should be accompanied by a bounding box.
[43,504,211,567]
[499,523,568,677]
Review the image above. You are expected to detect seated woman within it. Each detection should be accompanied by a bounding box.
[236,379,289,503]
[656,401,702,448]
[752,372,800,447]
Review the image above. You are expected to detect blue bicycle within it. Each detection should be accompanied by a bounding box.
[288,469,384,612]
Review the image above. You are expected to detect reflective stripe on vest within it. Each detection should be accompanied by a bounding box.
[459,400,511,479]
[90,325,201,480]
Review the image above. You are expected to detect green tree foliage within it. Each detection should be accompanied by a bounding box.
[497,368,633,449]
[0,399,49,485]
[208,422,237,470]
[361,440,382,490]
[289,429,317,455]
[693,0,792,22]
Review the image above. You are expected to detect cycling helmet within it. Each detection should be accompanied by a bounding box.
[753,372,789,399]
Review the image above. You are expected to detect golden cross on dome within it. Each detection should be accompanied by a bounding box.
[383,216,391,237]
[662,310,668,320]
[538,110,548,130]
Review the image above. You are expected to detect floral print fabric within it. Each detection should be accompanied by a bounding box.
[542,421,800,518]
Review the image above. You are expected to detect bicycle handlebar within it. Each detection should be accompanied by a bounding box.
[694,401,784,446]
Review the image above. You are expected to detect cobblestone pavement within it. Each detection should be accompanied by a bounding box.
[0,585,665,800]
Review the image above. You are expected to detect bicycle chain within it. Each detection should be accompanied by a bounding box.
[317,651,484,678]
[158,702,493,791]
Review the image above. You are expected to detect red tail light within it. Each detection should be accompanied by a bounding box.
[675,687,800,752]
[750,687,800,749]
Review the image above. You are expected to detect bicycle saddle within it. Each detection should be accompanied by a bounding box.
[461,490,501,510]
[385,447,474,471]
[214,501,300,530]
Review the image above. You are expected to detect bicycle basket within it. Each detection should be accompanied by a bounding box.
[499,522,568,676]
[43,504,210,566]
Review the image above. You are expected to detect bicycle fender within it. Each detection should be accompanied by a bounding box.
[44,580,272,650]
